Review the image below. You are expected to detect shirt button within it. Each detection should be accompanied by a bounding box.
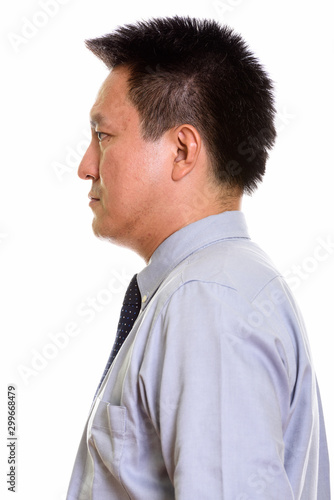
[142,295,148,303]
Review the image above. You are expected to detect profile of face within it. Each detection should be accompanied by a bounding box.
[78,66,173,254]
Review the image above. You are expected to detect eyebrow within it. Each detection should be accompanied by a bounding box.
[89,112,108,128]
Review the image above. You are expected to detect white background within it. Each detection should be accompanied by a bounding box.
[1,0,333,498]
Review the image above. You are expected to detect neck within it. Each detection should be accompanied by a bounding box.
[136,196,242,263]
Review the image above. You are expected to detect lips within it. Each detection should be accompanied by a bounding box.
[88,193,100,201]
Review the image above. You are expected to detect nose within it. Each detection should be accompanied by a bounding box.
[78,141,100,181]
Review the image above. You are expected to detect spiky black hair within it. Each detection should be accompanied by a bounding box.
[86,16,276,194]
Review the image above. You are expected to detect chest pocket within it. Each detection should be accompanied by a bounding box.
[89,399,127,479]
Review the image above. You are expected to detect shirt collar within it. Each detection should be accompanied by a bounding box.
[137,210,250,309]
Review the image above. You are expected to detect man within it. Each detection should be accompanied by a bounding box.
[66,16,330,499]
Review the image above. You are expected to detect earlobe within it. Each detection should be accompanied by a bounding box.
[171,126,201,182]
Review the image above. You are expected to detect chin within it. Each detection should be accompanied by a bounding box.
[92,218,116,243]
[92,219,105,238]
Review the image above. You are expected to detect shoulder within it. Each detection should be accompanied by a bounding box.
[144,237,293,351]
[161,237,282,306]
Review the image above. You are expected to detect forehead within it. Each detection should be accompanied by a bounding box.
[90,67,134,127]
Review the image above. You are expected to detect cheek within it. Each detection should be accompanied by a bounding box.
[98,149,123,188]
[99,139,168,197]
[98,151,141,206]
[137,142,169,186]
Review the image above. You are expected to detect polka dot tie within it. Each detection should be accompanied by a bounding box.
[95,274,141,396]
[110,274,141,364]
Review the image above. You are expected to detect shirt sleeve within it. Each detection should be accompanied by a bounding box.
[139,279,296,499]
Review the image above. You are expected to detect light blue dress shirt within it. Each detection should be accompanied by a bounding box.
[66,211,330,499]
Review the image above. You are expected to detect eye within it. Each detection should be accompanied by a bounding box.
[96,131,109,142]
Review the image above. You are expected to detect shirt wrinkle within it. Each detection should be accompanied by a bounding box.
[250,274,283,303]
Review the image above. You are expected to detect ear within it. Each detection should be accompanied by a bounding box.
[172,125,202,182]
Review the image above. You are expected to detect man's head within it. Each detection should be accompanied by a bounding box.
[78,16,276,261]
